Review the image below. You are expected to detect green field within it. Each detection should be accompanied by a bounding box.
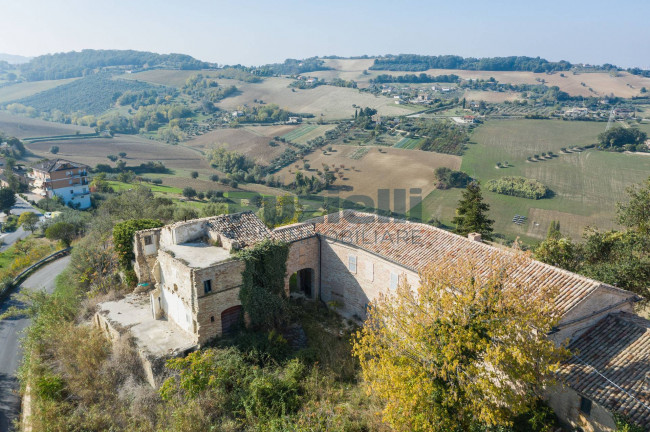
[393,137,423,149]
[418,119,650,243]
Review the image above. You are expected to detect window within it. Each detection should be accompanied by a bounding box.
[348,255,357,273]
[390,272,398,290]
[210,316,215,322]
[579,396,592,416]
[69,190,73,195]
[144,235,153,246]
[203,279,212,294]
[366,261,374,281]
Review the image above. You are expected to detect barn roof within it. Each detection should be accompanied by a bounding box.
[557,312,650,429]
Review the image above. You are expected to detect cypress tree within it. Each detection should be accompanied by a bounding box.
[453,181,494,240]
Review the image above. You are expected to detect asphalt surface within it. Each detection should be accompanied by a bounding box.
[0,255,70,432]
[0,197,43,253]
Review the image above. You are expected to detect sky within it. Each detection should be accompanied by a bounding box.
[0,0,649,68]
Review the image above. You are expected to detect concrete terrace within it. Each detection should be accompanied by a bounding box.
[97,293,196,358]
[164,242,232,268]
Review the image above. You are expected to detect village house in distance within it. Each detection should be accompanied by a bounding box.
[29,159,91,209]
[95,210,650,432]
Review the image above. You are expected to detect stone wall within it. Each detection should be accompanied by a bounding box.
[193,259,246,343]
[319,238,420,319]
[157,250,195,334]
[133,228,162,283]
[284,237,320,298]
[547,385,616,432]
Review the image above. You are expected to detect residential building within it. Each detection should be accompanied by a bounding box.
[30,159,90,209]
[95,210,650,430]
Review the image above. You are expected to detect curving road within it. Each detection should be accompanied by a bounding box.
[0,255,70,432]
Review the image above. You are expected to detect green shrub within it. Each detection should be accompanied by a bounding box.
[112,219,163,268]
[485,176,550,199]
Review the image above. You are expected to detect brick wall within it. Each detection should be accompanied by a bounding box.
[284,237,321,298]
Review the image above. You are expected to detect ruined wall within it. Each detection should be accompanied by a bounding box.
[547,385,616,432]
[133,228,162,283]
[551,287,637,345]
[157,250,195,335]
[284,236,320,298]
[320,238,420,319]
[193,259,246,343]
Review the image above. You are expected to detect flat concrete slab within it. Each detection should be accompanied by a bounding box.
[164,242,231,268]
[98,293,196,357]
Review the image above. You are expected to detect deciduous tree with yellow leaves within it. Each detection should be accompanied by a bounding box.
[353,251,568,432]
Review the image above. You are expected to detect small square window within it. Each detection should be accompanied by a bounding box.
[203,279,212,294]
[144,236,153,245]
[579,396,592,416]
[210,316,215,322]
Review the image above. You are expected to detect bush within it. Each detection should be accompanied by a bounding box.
[45,221,76,246]
[486,176,550,199]
[434,167,472,189]
[182,187,197,199]
[112,219,163,268]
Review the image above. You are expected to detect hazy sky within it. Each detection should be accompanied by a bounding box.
[1,0,649,68]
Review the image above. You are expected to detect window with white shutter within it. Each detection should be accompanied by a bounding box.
[348,255,357,273]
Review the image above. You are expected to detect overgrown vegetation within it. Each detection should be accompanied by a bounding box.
[485,176,550,199]
[434,167,472,189]
[237,239,290,330]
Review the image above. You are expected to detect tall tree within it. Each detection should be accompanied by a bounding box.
[0,188,16,215]
[353,252,567,432]
[617,176,650,234]
[18,211,40,233]
[452,181,494,240]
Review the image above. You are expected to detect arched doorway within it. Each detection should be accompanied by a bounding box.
[290,268,314,298]
[221,305,242,336]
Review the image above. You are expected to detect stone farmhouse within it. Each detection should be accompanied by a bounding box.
[96,210,650,432]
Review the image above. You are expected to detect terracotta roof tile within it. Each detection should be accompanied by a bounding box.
[206,211,270,248]
[272,222,316,243]
[302,210,635,316]
[557,312,650,429]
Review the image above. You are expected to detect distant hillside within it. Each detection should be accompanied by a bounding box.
[370,54,575,72]
[256,57,331,75]
[14,74,172,115]
[20,49,213,81]
[0,53,32,64]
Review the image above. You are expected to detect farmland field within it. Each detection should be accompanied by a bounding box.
[280,124,336,145]
[0,112,94,137]
[0,78,79,104]
[312,59,650,98]
[276,145,461,203]
[184,125,297,165]
[22,132,209,172]
[416,119,650,242]
[213,77,417,120]
[118,69,219,87]
[393,137,423,149]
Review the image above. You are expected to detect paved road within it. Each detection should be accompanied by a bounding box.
[0,255,70,432]
[0,197,43,253]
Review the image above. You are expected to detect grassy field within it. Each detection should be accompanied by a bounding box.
[417,119,650,243]
[393,137,423,149]
[118,69,219,87]
[280,124,336,145]
[0,78,79,104]
[276,145,461,204]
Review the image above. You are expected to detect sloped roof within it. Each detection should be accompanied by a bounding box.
[206,211,270,248]
[557,312,650,429]
[303,210,636,316]
[272,222,316,243]
[32,159,88,173]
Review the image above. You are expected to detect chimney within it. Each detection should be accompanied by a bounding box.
[468,232,482,242]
